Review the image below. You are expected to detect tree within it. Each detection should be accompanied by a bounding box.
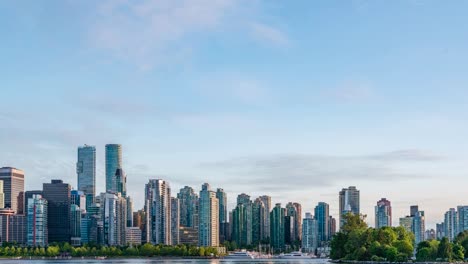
[341,213,368,234]
[452,243,465,261]
[437,237,452,261]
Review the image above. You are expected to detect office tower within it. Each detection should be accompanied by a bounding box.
[436,222,445,240]
[24,190,42,217]
[314,202,330,244]
[413,211,425,244]
[425,229,436,240]
[410,205,419,217]
[302,212,318,253]
[126,227,142,246]
[286,202,302,242]
[43,179,71,243]
[145,179,171,245]
[115,168,127,196]
[0,167,25,214]
[198,183,219,247]
[27,194,48,246]
[216,188,227,242]
[177,186,198,228]
[232,193,252,246]
[171,197,180,245]
[86,203,102,244]
[259,195,271,239]
[339,186,360,228]
[252,197,266,244]
[284,215,294,245]
[444,208,458,242]
[399,216,413,233]
[0,180,4,208]
[70,204,82,246]
[77,145,96,207]
[329,216,336,238]
[133,210,145,230]
[375,198,392,228]
[126,196,133,227]
[457,206,468,234]
[0,208,25,245]
[270,203,285,252]
[105,144,122,193]
[101,192,127,246]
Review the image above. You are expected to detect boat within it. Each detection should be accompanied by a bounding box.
[223,250,255,259]
[278,251,312,259]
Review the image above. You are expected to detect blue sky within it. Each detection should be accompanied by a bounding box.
[1,0,468,228]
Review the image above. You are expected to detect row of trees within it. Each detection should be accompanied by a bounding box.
[0,243,219,258]
[416,231,468,262]
[330,213,414,262]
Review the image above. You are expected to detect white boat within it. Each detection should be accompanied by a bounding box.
[278,251,312,259]
[223,250,255,259]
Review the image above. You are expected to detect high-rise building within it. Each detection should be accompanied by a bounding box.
[198,183,219,247]
[27,194,48,246]
[177,186,198,228]
[77,145,96,207]
[270,203,285,252]
[126,196,133,227]
[436,222,445,240]
[314,202,330,244]
[71,190,86,209]
[339,186,360,228]
[286,202,302,242]
[216,188,227,242]
[101,192,127,246]
[410,205,419,217]
[444,208,458,242]
[145,179,171,245]
[284,215,294,245]
[105,144,122,193]
[329,216,336,238]
[399,216,413,233]
[0,167,25,214]
[252,197,266,244]
[24,190,42,217]
[259,195,271,239]
[0,180,4,209]
[375,198,392,228]
[133,209,145,230]
[171,197,180,245]
[232,193,252,247]
[86,203,102,245]
[0,208,26,245]
[43,179,71,243]
[115,168,127,197]
[425,229,436,240]
[70,204,82,246]
[179,226,199,245]
[457,205,468,234]
[413,211,425,244]
[302,212,318,253]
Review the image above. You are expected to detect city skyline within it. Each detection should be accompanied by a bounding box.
[2,1,468,230]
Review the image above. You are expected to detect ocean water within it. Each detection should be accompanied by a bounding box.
[0,258,330,264]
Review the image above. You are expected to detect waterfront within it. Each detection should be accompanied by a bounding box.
[0,259,330,264]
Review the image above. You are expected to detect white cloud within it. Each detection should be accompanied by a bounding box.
[250,22,290,46]
[88,0,289,68]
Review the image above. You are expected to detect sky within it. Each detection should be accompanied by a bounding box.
[1,0,468,229]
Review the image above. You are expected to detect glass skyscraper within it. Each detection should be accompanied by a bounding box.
[43,180,71,243]
[339,186,360,228]
[105,144,122,193]
[375,198,392,228]
[77,145,96,207]
[0,167,25,214]
[27,194,48,246]
[314,202,330,243]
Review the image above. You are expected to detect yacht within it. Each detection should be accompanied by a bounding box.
[223,250,255,259]
[278,251,311,259]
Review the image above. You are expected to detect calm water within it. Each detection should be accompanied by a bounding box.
[0,258,330,264]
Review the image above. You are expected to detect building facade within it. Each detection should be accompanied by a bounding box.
[43,179,71,243]
[105,144,122,193]
[77,145,96,207]
[413,211,425,244]
[177,186,198,228]
[375,198,392,228]
[27,194,48,246]
[444,208,458,242]
[0,167,25,214]
[198,183,219,247]
[171,197,180,245]
[339,186,360,228]
[302,212,318,253]
[126,227,142,246]
[145,179,171,245]
[216,188,227,242]
[314,202,330,244]
[259,195,271,239]
[270,203,285,252]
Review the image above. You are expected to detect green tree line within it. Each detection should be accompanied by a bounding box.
[416,230,468,262]
[0,242,219,258]
[330,213,414,262]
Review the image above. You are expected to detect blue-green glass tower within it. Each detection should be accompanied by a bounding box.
[105,144,122,193]
[77,145,96,208]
